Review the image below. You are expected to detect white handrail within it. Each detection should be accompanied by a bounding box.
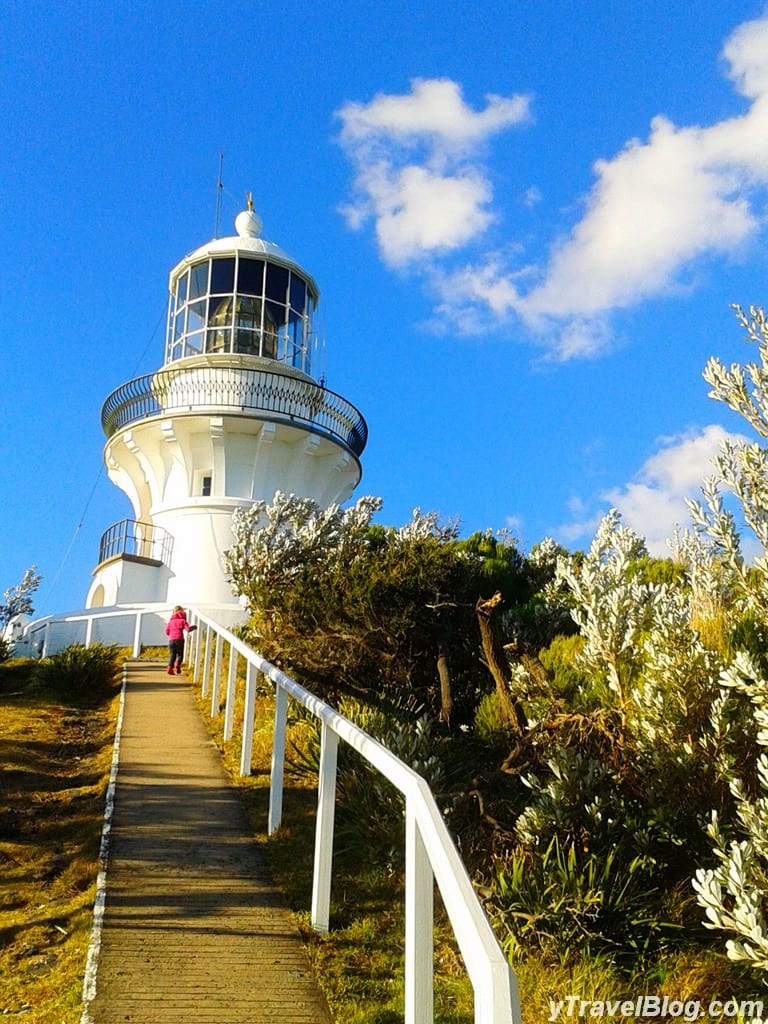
[18,603,520,1024]
[20,606,164,658]
[189,608,520,1024]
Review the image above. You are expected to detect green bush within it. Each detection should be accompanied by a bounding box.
[481,835,681,963]
[35,643,122,705]
[288,698,447,871]
[538,634,593,703]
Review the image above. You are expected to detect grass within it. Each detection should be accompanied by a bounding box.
[0,657,121,1023]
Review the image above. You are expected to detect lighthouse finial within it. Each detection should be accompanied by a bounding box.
[235,197,262,238]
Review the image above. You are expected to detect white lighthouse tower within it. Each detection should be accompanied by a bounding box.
[85,200,367,617]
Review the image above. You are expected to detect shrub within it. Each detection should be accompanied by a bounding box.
[226,494,536,724]
[288,698,447,871]
[473,691,513,741]
[538,634,592,704]
[35,643,122,705]
[481,834,680,962]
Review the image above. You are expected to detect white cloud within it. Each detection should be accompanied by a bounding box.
[335,78,532,267]
[555,496,604,546]
[337,77,531,151]
[336,14,768,358]
[372,165,494,267]
[556,425,750,555]
[519,108,765,327]
[723,12,768,100]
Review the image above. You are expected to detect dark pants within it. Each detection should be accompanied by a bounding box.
[168,638,184,668]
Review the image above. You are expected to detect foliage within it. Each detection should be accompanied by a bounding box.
[687,305,768,618]
[34,643,122,705]
[0,566,42,630]
[454,529,529,604]
[482,834,677,962]
[692,652,768,970]
[219,304,768,974]
[551,511,659,707]
[289,698,447,869]
[675,307,768,973]
[225,492,535,724]
[473,690,517,741]
[451,506,743,962]
[537,634,591,704]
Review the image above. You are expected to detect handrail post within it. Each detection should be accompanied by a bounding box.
[132,611,142,658]
[193,621,203,683]
[405,804,434,1024]
[311,722,338,933]
[188,614,197,661]
[240,662,258,776]
[84,616,94,648]
[201,625,213,697]
[268,683,288,835]
[210,633,223,716]
[224,646,238,739]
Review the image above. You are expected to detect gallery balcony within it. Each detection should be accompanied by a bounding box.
[101,364,369,457]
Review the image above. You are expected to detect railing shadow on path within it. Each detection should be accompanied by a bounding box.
[81,658,335,1024]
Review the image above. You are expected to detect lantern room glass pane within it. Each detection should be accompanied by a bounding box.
[186,331,204,355]
[207,327,229,353]
[265,263,289,303]
[234,327,260,355]
[265,299,286,329]
[176,271,188,305]
[187,300,206,334]
[210,257,235,294]
[289,275,306,314]
[235,296,262,329]
[260,330,277,359]
[189,262,209,300]
[207,295,231,326]
[288,308,303,348]
[238,257,264,296]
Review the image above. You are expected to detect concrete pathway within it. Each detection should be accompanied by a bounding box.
[84,660,333,1023]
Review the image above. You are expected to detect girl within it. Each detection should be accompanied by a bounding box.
[165,606,196,674]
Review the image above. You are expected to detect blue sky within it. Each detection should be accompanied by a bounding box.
[2,1,767,618]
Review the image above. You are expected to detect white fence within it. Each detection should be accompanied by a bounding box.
[188,609,520,1024]
[17,604,244,659]
[20,604,521,1024]
[18,606,172,658]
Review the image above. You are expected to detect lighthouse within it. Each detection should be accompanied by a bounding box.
[85,200,368,616]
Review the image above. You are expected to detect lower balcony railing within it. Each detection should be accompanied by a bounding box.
[98,519,172,566]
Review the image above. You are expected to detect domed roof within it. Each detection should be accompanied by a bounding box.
[168,204,319,297]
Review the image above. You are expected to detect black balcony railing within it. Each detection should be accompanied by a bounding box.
[101,366,368,457]
[98,519,173,566]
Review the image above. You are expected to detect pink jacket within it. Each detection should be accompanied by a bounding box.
[165,610,192,641]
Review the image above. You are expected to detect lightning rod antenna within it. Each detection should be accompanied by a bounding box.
[214,152,224,238]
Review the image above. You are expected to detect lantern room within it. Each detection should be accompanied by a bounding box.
[165,204,320,376]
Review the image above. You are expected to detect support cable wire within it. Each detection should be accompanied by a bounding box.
[43,302,167,606]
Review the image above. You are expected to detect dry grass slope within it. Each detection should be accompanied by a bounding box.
[0,660,120,1024]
